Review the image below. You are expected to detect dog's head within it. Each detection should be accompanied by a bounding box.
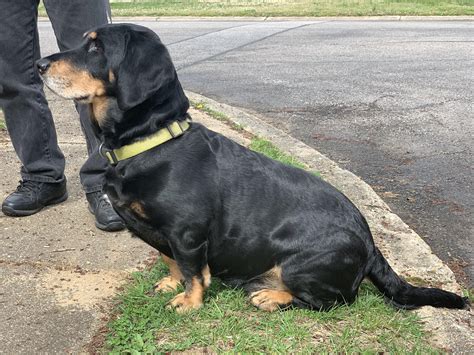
[38,24,188,139]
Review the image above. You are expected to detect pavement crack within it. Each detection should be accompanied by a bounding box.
[0,258,91,273]
[369,94,395,110]
[177,22,318,71]
[386,40,474,43]
[166,23,252,46]
[406,98,463,111]
[416,149,470,159]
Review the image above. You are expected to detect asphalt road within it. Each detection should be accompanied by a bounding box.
[38,19,473,286]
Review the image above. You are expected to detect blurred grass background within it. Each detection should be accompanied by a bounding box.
[38,1,474,17]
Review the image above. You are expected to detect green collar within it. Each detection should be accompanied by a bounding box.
[100,118,191,165]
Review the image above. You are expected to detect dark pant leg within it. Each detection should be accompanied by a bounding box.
[0,0,65,184]
[43,0,110,193]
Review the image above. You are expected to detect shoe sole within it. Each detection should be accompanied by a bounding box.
[88,205,126,232]
[1,191,69,217]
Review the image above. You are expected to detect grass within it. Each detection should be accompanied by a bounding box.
[109,0,473,17]
[250,137,308,170]
[192,101,243,131]
[463,288,474,303]
[103,103,437,352]
[0,110,6,130]
[38,0,474,17]
[192,100,308,170]
[104,261,436,352]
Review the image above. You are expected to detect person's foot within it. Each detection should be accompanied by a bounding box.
[2,179,68,216]
[86,191,125,232]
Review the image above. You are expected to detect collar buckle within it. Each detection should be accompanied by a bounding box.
[99,142,119,165]
[166,124,178,138]
[166,121,186,138]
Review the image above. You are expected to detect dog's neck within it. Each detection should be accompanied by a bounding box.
[96,91,189,149]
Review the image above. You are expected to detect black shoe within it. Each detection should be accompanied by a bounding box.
[86,191,125,232]
[2,179,68,217]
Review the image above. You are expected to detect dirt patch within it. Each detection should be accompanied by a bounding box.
[0,130,9,144]
[39,268,129,310]
[84,249,160,353]
[85,322,110,355]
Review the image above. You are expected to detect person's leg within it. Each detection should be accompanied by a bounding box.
[0,0,68,216]
[43,0,124,231]
[44,0,109,194]
[0,0,65,184]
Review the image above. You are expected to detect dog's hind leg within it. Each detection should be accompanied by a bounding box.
[155,254,184,293]
[250,289,294,311]
[279,246,364,311]
[245,266,294,312]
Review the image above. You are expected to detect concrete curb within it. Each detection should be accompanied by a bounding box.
[186,90,473,352]
[38,16,474,22]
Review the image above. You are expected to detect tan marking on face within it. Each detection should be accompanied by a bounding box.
[130,201,148,219]
[42,60,106,102]
[250,289,293,312]
[90,96,109,127]
[88,31,97,40]
[108,69,115,83]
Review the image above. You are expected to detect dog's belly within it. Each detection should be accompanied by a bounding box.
[207,246,274,282]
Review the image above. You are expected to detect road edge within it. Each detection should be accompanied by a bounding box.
[186,90,473,352]
[38,15,474,22]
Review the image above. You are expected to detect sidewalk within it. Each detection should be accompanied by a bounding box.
[0,89,472,352]
[0,92,154,352]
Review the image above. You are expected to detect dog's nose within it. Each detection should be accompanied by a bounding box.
[36,58,50,75]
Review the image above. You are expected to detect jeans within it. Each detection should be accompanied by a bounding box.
[0,0,109,193]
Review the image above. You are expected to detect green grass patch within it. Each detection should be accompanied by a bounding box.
[0,110,6,130]
[193,101,229,123]
[192,100,245,132]
[107,0,472,17]
[250,137,308,170]
[104,260,436,352]
[463,288,474,303]
[38,0,474,17]
[191,100,313,172]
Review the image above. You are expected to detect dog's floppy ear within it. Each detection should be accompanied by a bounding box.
[115,29,176,111]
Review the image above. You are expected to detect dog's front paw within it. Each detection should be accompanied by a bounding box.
[154,276,181,293]
[167,292,202,313]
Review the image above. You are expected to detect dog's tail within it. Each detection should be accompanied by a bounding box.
[368,248,469,310]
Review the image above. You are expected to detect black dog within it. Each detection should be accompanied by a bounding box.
[37,24,468,313]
